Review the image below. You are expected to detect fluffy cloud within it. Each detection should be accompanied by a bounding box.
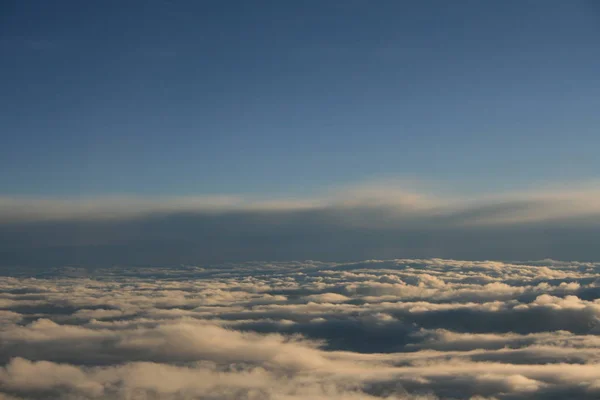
[1,259,600,399]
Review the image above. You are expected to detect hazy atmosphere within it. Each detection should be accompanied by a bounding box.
[2,1,600,399]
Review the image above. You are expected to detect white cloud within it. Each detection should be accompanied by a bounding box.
[2,259,600,398]
[2,180,600,224]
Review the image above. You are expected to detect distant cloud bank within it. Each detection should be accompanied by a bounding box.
[2,259,600,399]
[2,182,600,265]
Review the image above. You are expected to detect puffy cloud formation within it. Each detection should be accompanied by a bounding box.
[2,259,600,399]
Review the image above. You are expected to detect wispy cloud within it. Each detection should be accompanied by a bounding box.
[2,180,600,224]
[2,181,600,265]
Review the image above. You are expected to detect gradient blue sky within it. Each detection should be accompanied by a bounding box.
[2,0,599,197]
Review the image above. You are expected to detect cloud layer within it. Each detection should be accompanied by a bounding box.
[3,182,600,265]
[2,259,600,399]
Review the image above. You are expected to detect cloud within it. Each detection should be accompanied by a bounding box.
[2,259,600,398]
[3,181,600,265]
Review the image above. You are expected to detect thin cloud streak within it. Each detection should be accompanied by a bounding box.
[2,181,600,265]
[2,181,600,224]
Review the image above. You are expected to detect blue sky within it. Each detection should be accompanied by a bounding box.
[2,0,600,197]
[3,1,600,264]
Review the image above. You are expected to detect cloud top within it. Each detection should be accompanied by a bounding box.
[2,258,600,399]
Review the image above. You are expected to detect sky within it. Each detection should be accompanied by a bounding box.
[2,0,600,265]
[2,0,600,197]
[4,5,600,396]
